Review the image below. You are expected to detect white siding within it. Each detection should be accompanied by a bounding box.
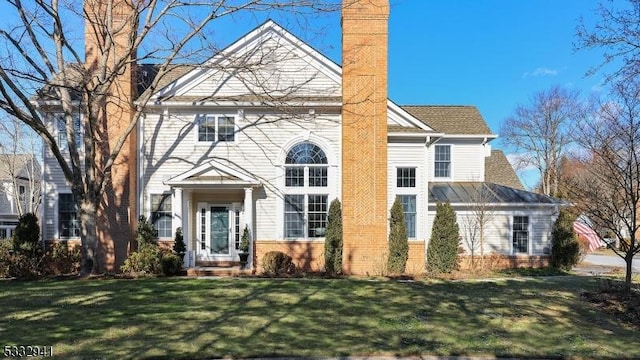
[183,38,340,99]
[427,139,487,182]
[387,142,427,240]
[426,206,558,256]
[141,107,341,241]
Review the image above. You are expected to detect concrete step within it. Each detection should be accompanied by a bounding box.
[186,266,250,277]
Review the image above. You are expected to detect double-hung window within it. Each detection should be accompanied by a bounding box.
[57,114,82,150]
[396,168,417,238]
[434,144,451,178]
[59,193,80,238]
[197,115,235,142]
[151,194,172,238]
[512,216,529,254]
[283,142,329,238]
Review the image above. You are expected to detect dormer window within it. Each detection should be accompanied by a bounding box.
[197,115,235,142]
[434,145,451,178]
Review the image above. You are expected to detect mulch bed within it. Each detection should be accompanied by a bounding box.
[581,279,640,328]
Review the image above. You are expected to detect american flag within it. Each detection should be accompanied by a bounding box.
[573,221,603,252]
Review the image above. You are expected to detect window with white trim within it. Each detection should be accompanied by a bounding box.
[59,193,80,238]
[397,167,416,187]
[434,144,451,178]
[197,115,235,142]
[283,142,328,238]
[57,114,82,150]
[151,194,172,238]
[513,216,529,254]
[398,195,416,238]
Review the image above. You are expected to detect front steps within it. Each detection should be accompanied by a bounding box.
[186,261,251,277]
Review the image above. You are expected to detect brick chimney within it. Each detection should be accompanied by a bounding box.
[85,0,138,271]
[341,0,389,275]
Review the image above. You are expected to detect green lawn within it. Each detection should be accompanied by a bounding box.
[0,276,637,359]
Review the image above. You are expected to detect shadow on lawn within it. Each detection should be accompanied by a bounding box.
[0,277,637,359]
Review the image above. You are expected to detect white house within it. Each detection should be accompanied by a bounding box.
[0,154,41,239]
[39,2,562,274]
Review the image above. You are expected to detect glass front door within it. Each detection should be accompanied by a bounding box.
[210,206,229,254]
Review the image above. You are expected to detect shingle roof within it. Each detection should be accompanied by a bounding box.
[485,150,524,190]
[388,124,427,133]
[400,105,493,135]
[429,182,563,205]
[0,154,40,181]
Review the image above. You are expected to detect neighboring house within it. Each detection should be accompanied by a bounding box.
[0,154,41,239]
[39,1,562,274]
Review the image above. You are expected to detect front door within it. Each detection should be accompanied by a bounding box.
[196,203,236,261]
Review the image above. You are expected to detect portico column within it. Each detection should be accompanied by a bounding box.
[244,187,254,269]
[173,188,182,238]
[182,189,191,267]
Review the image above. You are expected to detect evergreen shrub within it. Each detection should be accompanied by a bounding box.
[261,251,294,276]
[427,202,461,274]
[387,197,408,274]
[550,208,581,270]
[324,198,343,275]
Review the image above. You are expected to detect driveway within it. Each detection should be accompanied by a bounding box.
[576,253,640,275]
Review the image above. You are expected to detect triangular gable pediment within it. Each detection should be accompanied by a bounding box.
[166,159,259,186]
[152,20,342,102]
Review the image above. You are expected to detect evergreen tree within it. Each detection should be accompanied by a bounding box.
[136,215,158,247]
[173,227,186,262]
[550,208,581,270]
[387,197,409,274]
[427,202,460,274]
[12,212,41,256]
[324,198,343,275]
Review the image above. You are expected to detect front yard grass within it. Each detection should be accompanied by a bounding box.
[1,276,638,359]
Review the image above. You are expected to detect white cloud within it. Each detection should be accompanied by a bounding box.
[522,67,559,78]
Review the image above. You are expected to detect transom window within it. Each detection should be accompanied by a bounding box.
[197,115,235,142]
[57,114,82,150]
[513,216,529,254]
[283,142,329,238]
[434,145,451,178]
[151,194,172,238]
[397,168,416,187]
[398,195,416,238]
[59,193,80,238]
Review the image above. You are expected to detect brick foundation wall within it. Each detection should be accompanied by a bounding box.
[406,242,426,275]
[457,255,550,271]
[255,240,325,273]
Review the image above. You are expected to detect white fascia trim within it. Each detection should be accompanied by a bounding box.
[387,100,434,131]
[166,159,260,185]
[429,202,562,208]
[145,100,343,108]
[441,134,499,140]
[387,132,429,138]
[152,20,342,100]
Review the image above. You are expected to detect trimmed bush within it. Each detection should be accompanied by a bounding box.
[12,213,41,257]
[427,202,461,274]
[0,240,13,278]
[136,215,157,247]
[324,198,343,275]
[239,226,250,253]
[261,251,294,276]
[43,243,81,275]
[173,227,186,262]
[550,208,581,270]
[387,197,408,274]
[121,217,164,274]
[161,254,183,276]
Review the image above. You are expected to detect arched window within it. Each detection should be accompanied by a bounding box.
[283,142,328,238]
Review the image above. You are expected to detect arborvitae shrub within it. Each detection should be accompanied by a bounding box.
[12,212,41,256]
[324,198,343,275]
[387,197,408,274]
[239,226,250,253]
[136,215,157,247]
[550,208,581,270]
[173,227,186,262]
[427,202,460,274]
[121,216,162,274]
[261,251,294,276]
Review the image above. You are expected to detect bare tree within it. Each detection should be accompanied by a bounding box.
[569,79,640,292]
[0,0,338,274]
[460,183,494,271]
[501,86,583,197]
[576,0,640,84]
[0,116,41,216]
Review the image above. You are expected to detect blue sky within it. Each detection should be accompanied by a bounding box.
[263,0,609,188]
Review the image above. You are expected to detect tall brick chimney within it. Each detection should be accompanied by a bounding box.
[341,0,389,275]
[85,0,137,271]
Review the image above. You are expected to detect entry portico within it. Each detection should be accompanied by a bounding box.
[165,159,260,268]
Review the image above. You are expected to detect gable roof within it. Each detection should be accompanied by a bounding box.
[0,154,40,181]
[485,150,524,190]
[401,105,494,135]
